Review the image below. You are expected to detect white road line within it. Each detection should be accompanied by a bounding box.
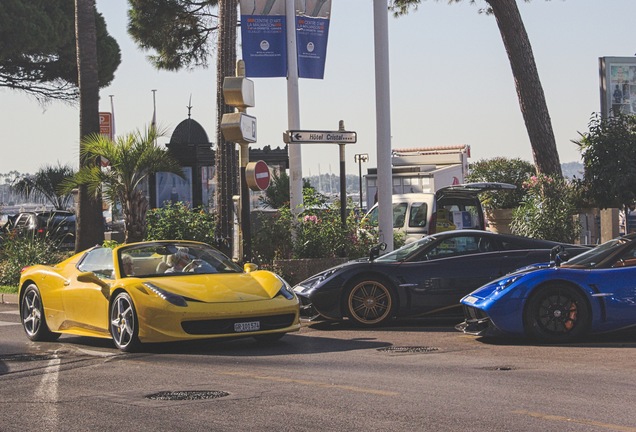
[35,355,61,430]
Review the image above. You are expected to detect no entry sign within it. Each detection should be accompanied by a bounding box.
[246,160,270,191]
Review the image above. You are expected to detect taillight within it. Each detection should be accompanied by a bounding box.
[37,228,45,234]
[21,266,31,273]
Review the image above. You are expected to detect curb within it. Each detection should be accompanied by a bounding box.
[1,293,19,305]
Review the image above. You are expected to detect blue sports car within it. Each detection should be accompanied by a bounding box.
[457,233,636,342]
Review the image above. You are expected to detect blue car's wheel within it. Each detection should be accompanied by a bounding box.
[20,284,60,342]
[524,285,590,343]
[345,278,395,326]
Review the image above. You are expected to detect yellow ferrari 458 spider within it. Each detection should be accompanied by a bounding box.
[18,240,300,351]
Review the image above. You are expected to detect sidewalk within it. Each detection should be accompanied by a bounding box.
[0,293,18,304]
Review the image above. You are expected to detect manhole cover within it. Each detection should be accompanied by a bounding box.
[377,346,440,353]
[145,391,230,401]
[0,354,58,362]
[481,366,516,371]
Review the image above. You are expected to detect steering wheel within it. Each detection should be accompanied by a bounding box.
[183,259,203,272]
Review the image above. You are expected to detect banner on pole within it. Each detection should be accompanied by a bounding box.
[239,0,331,79]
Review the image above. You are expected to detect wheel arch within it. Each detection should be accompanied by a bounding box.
[522,279,593,336]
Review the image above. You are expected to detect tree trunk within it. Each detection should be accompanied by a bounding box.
[214,0,239,254]
[75,0,104,250]
[124,190,148,243]
[486,0,562,177]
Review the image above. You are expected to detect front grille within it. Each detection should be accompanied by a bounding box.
[181,313,296,335]
[463,305,488,321]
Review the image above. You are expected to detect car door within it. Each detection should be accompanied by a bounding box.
[62,248,114,336]
[396,234,508,314]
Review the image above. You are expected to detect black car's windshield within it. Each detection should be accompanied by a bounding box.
[561,237,631,268]
[119,242,242,277]
[375,236,436,262]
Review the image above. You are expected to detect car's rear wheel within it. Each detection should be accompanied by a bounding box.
[110,292,141,352]
[345,278,395,326]
[524,284,590,343]
[20,284,60,341]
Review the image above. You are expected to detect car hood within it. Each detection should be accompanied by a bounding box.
[141,271,284,303]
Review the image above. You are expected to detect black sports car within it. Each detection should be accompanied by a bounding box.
[292,230,589,326]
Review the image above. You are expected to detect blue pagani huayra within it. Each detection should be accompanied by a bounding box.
[457,233,636,342]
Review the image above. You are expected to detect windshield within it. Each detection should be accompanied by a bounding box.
[119,242,242,277]
[561,237,631,268]
[375,236,436,263]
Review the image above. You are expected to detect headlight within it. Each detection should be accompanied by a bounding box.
[495,275,522,291]
[276,276,296,300]
[143,282,188,307]
[295,268,337,292]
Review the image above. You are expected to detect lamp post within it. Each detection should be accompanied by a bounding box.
[354,153,369,210]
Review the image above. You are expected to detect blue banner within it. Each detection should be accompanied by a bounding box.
[240,0,287,78]
[240,0,331,79]
[296,15,330,79]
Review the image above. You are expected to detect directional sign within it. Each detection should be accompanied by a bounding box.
[285,130,357,144]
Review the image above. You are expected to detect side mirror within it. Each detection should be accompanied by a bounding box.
[369,242,387,261]
[77,271,110,287]
[77,271,111,298]
[244,263,258,273]
[550,245,569,267]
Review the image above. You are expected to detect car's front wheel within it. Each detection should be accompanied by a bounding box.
[110,292,141,352]
[344,278,395,326]
[524,284,590,343]
[20,284,60,341]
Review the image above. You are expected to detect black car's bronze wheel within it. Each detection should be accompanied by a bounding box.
[524,284,590,343]
[345,279,395,326]
[110,292,141,352]
[20,284,60,341]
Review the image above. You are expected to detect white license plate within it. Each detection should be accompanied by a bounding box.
[234,321,260,332]
[464,295,478,305]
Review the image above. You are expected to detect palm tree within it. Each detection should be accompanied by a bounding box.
[65,126,183,243]
[390,0,562,177]
[12,163,76,210]
[75,0,105,250]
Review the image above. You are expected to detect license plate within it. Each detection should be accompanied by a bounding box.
[234,321,260,332]
[464,295,478,305]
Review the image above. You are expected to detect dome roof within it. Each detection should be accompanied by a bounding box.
[169,118,210,146]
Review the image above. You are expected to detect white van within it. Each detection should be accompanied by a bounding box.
[362,183,515,243]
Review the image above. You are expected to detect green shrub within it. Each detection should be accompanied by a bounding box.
[145,202,216,243]
[0,232,69,286]
[510,174,581,243]
[466,157,536,209]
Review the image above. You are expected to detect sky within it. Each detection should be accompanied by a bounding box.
[1,0,635,178]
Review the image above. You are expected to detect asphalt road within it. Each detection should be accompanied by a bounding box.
[1,301,635,431]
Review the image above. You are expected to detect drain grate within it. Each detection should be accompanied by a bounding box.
[0,353,58,362]
[145,390,230,401]
[377,346,439,354]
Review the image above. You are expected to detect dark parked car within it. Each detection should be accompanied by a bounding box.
[7,210,76,249]
[292,230,589,326]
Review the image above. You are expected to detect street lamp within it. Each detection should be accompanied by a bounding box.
[354,153,369,210]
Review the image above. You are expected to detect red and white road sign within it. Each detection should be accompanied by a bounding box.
[246,160,270,191]
[99,112,113,140]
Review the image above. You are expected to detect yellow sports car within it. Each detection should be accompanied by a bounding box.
[19,241,300,351]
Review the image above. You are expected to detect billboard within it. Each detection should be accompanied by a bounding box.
[599,57,636,117]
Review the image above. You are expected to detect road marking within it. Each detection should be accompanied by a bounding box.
[0,309,21,326]
[513,409,636,431]
[35,354,61,430]
[221,371,398,396]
